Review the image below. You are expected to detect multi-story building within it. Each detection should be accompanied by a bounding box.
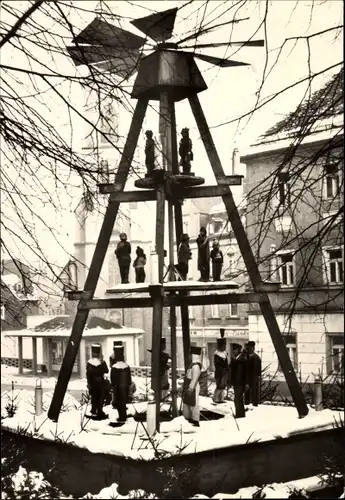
[241,69,344,383]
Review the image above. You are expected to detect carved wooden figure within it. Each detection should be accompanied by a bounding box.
[179,127,193,175]
[115,233,131,284]
[145,130,156,177]
[196,226,210,281]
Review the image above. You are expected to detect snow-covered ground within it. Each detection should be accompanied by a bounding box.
[1,384,342,462]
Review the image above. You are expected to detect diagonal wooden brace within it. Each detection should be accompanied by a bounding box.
[188,93,308,418]
[47,99,148,422]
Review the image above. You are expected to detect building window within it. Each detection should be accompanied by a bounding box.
[277,251,295,286]
[210,218,224,235]
[278,172,291,206]
[1,304,5,320]
[189,305,195,319]
[210,302,220,318]
[323,247,343,284]
[183,219,189,234]
[327,334,344,375]
[227,303,238,317]
[278,332,298,371]
[324,161,340,199]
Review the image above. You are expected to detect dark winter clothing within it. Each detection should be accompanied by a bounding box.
[214,351,229,390]
[196,233,210,281]
[86,358,109,417]
[210,247,223,281]
[133,248,147,284]
[228,353,249,418]
[110,361,132,422]
[177,239,192,280]
[244,352,262,407]
[115,239,131,284]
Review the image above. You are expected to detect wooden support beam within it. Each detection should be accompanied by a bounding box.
[48,98,148,422]
[99,186,157,202]
[150,285,164,432]
[178,185,230,199]
[65,290,93,301]
[170,100,190,373]
[79,292,265,310]
[32,337,38,375]
[189,93,309,419]
[18,336,23,375]
[98,184,235,201]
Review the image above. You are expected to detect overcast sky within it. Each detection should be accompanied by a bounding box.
[1,0,343,271]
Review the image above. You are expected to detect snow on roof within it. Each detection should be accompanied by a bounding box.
[4,314,144,337]
[4,327,142,338]
[241,118,343,160]
[32,315,122,332]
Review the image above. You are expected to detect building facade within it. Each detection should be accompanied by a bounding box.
[242,71,343,383]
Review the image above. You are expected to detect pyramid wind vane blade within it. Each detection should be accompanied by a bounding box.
[130,7,178,42]
[73,18,146,50]
[193,53,250,67]
[180,39,265,50]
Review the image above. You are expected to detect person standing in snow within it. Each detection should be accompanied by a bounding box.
[182,346,202,427]
[244,341,262,410]
[133,246,147,283]
[110,344,132,424]
[228,343,249,419]
[86,344,109,420]
[115,232,131,284]
[213,330,229,404]
[210,239,223,282]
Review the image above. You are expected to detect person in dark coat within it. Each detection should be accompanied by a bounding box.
[213,329,229,404]
[228,343,249,419]
[133,246,147,283]
[244,341,262,409]
[176,233,192,280]
[196,227,210,282]
[210,239,223,282]
[86,344,109,420]
[110,345,132,424]
[115,232,131,284]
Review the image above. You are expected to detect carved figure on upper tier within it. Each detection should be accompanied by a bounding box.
[179,128,193,175]
[145,130,156,177]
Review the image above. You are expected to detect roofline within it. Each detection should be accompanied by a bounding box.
[241,126,343,161]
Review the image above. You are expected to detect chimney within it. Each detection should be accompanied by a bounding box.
[232,148,240,175]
